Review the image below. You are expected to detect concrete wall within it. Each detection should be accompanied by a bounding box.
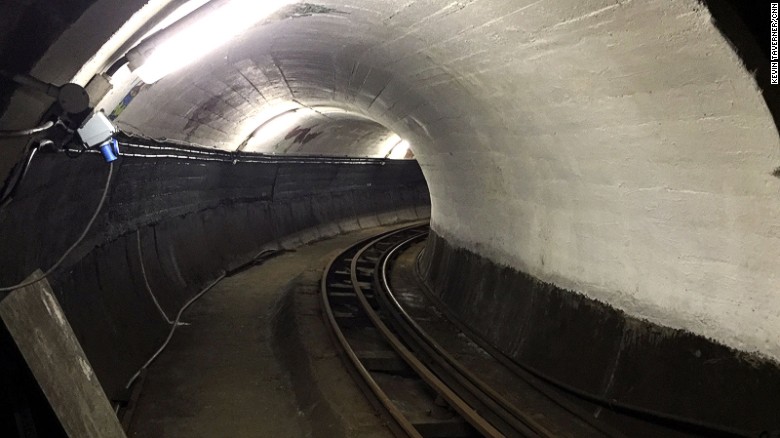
[419,0,780,361]
[0,148,430,400]
[419,230,780,433]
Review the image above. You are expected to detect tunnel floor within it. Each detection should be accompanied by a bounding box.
[126,226,398,438]
[121,223,715,438]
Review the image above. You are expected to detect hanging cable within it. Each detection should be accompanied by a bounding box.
[0,142,42,211]
[136,231,175,325]
[124,247,283,389]
[0,121,55,138]
[124,272,226,389]
[0,162,115,294]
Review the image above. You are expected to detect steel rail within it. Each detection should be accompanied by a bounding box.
[321,227,425,438]
[377,233,557,438]
[348,230,505,438]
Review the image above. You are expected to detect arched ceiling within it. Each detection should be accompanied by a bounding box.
[100,0,435,157]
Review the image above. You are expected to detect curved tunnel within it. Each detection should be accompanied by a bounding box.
[1,0,779,435]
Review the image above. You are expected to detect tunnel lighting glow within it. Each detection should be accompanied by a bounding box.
[146,0,211,37]
[388,140,411,159]
[244,109,306,151]
[130,0,294,83]
[236,102,301,147]
[239,104,381,152]
[378,134,402,156]
[376,134,412,159]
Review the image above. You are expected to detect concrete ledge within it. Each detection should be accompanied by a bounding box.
[419,230,780,434]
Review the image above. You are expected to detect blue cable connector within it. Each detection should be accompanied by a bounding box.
[99,138,120,162]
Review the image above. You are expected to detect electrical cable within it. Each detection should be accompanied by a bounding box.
[114,129,388,165]
[136,231,175,325]
[124,247,283,390]
[16,141,44,182]
[63,141,88,159]
[124,272,226,389]
[0,121,54,138]
[0,162,114,294]
[0,143,40,211]
[105,56,129,77]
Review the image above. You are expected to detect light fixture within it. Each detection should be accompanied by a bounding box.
[127,0,294,83]
[145,0,211,36]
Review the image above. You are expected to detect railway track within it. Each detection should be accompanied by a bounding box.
[321,224,760,438]
[321,224,562,438]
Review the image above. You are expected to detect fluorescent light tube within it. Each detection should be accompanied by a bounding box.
[128,0,293,83]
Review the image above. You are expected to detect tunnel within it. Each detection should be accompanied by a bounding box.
[0,0,779,437]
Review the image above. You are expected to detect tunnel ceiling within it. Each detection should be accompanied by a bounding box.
[101,1,430,157]
[4,0,780,361]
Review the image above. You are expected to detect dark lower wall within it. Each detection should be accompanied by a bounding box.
[419,231,780,435]
[0,150,429,403]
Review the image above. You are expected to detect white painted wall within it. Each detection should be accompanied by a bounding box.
[411,0,780,360]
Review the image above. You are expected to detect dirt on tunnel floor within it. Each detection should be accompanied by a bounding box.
[127,226,397,438]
